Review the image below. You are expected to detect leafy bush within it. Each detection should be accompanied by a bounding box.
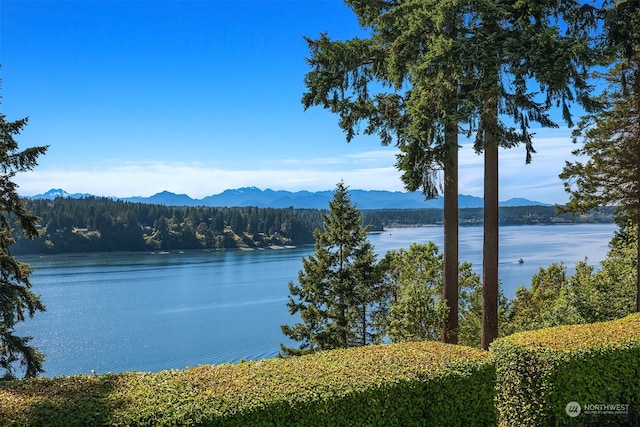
[0,341,495,426]
[492,313,640,426]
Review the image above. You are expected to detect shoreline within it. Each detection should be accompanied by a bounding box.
[15,244,305,260]
[14,223,617,259]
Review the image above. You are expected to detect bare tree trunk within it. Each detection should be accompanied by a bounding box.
[443,125,459,343]
[636,209,640,312]
[362,303,367,346]
[481,115,499,350]
[634,70,640,313]
[636,228,639,312]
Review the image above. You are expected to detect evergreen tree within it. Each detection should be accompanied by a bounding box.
[0,95,48,378]
[302,0,597,347]
[302,0,475,344]
[461,0,598,349]
[280,182,381,355]
[560,0,640,310]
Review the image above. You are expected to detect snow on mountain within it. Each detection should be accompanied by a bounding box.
[28,187,551,209]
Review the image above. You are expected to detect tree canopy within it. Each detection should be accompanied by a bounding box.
[302,0,599,349]
[0,101,48,379]
[280,182,383,355]
[302,0,477,343]
[507,222,638,331]
[12,198,327,254]
[560,0,640,310]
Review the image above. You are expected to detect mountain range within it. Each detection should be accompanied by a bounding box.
[28,188,551,209]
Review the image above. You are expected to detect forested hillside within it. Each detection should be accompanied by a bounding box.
[366,205,614,227]
[10,197,327,254]
[9,197,612,255]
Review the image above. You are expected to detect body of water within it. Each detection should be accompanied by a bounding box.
[15,223,617,377]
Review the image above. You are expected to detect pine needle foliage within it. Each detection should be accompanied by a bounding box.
[0,94,48,379]
[561,0,640,310]
[280,182,382,355]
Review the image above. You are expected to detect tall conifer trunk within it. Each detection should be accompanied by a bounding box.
[636,215,640,312]
[636,180,640,313]
[443,124,459,343]
[481,98,499,350]
[362,303,367,346]
[633,77,640,313]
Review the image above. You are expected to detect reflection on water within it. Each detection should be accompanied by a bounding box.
[16,223,616,377]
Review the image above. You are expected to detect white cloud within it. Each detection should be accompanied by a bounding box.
[344,150,398,163]
[15,130,576,203]
[14,161,406,199]
[278,149,398,167]
[455,130,575,203]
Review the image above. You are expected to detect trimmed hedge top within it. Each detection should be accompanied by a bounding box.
[0,341,491,426]
[493,312,640,351]
[491,313,640,426]
[7,317,638,426]
[116,341,491,416]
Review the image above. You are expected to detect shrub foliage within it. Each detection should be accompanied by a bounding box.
[0,341,494,426]
[492,313,640,426]
[3,315,640,426]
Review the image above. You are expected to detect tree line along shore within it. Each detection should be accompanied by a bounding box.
[10,196,614,255]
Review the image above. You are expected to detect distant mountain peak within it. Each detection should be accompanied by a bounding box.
[500,197,551,207]
[152,190,191,197]
[234,186,262,194]
[45,188,69,197]
[29,187,551,209]
[30,188,90,200]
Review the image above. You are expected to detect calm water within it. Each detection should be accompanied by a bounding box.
[15,223,617,377]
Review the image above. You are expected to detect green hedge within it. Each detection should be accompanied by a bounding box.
[6,315,639,426]
[0,341,495,426]
[492,313,640,426]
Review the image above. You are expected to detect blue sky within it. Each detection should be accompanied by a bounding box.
[2,0,580,203]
